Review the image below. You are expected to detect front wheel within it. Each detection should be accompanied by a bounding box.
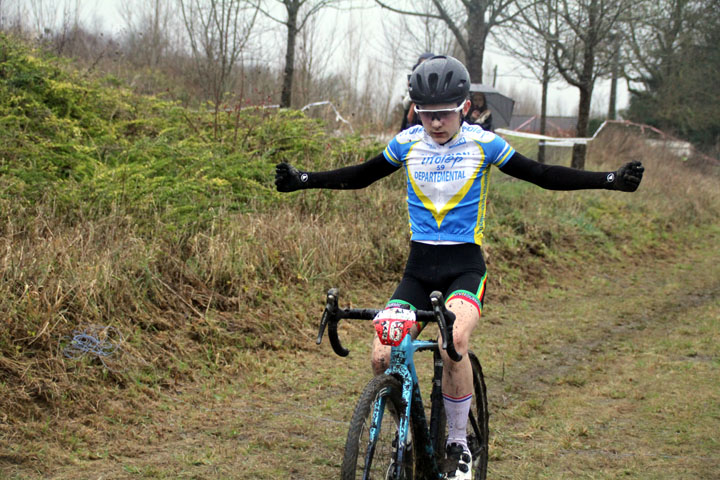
[341,375,416,479]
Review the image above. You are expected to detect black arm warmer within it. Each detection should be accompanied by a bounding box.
[305,153,399,189]
[499,151,614,190]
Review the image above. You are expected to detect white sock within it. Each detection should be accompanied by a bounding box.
[443,392,472,452]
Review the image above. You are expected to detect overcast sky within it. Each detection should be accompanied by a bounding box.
[29,0,629,118]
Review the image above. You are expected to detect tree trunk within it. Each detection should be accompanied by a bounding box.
[608,41,620,120]
[151,0,161,68]
[280,2,299,108]
[572,27,596,170]
[539,43,551,164]
[466,35,486,83]
[539,77,549,164]
[464,2,488,83]
[572,85,593,169]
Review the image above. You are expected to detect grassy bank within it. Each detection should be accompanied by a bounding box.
[5,228,716,479]
[1,33,719,471]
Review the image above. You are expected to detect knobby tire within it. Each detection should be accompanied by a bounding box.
[434,350,489,480]
[466,351,489,480]
[341,375,416,480]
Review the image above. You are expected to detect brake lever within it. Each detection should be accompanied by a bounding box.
[317,288,349,357]
[317,288,339,345]
[430,291,462,362]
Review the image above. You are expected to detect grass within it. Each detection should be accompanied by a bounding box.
[1,33,719,479]
[483,235,719,479]
[5,230,716,479]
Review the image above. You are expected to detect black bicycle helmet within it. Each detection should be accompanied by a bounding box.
[409,55,470,106]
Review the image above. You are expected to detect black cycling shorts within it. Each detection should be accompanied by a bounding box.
[387,241,487,315]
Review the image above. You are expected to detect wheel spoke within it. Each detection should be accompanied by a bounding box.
[342,375,415,480]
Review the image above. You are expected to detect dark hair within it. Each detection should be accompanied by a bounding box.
[412,52,435,71]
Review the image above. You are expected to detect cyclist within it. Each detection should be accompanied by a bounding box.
[275,55,644,479]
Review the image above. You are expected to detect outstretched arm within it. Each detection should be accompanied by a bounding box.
[275,153,399,192]
[499,152,644,192]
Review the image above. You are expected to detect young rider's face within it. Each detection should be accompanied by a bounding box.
[416,100,470,144]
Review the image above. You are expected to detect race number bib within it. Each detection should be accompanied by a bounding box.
[373,308,417,347]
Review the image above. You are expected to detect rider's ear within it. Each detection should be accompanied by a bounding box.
[461,99,471,116]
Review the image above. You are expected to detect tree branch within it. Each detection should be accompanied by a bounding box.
[298,0,333,31]
[255,0,287,25]
[374,0,442,20]
[431,0,469,54]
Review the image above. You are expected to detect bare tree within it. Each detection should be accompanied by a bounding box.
[22,0,83,54]
[339,13,409,129]
[374,0,525,83]
[503,0,561,162]
[179,0,259,136]
[257,0,339,108]
[376,15,415,128]
[337,14,364,113]
[547,0,633,169]
[624,0,704,97]
[394,0,458,58]
[30,0,95,58]
[29,0,59,34]
[606,33,621,120]
[624,0,720,147]
[0,0,23,33]
[292,12,338,106]
[119,0,174,68]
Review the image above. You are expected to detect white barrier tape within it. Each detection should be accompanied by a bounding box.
[495,128,592,146]
[497,120,701,161]
[301,100,354,132]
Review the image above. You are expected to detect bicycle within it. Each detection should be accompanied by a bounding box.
[317,288,490,480]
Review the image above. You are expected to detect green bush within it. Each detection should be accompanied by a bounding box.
[0,34,379,231]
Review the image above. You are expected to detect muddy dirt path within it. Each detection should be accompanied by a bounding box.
[4,232,719,479]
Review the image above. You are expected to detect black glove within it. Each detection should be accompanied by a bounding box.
[610,161,644,192]
[275,162,309,192]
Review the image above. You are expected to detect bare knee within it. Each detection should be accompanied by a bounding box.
[438,300,479,365]
[371,338,391,375]
[438,335,470,369]
[450,331,470,355]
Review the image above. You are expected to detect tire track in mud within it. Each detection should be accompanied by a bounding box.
[495,254,719,402]
[480,236,720,478]
[513,296,716,396]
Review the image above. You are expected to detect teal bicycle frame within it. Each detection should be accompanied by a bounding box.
[318,288,461,479]
[368,333,443,478]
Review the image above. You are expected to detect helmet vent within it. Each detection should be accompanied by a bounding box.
[427,73,439,95]
[443,71,454,94]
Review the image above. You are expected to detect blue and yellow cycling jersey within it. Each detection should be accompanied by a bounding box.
[383,123,515,245]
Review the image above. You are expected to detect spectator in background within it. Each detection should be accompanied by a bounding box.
[400,52,434,131]
[465,92,493,131]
